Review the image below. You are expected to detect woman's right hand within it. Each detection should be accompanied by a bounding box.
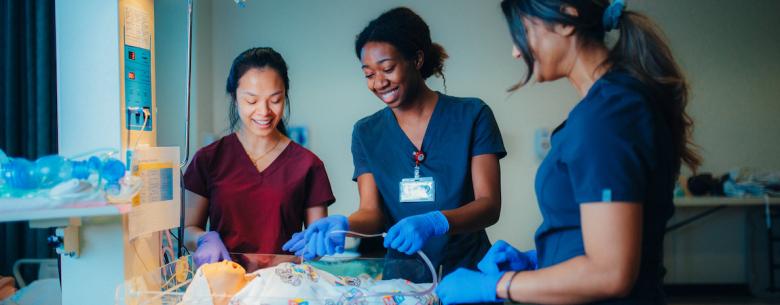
[477,240,537,273]
[193,231,231,267]
[282,215,349,260]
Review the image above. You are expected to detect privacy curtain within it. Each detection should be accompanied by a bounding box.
[0,0,58,281]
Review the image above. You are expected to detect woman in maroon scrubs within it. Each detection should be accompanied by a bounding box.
[182,47,336,266]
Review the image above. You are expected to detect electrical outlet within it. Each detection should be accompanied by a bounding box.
[534,128,551,160]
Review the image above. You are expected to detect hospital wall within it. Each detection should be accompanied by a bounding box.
[155,0,780,284]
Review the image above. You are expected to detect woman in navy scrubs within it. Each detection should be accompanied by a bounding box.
[437,1,700,304]
[284,7,506,280]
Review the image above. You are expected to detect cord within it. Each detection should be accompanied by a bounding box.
[132,109,150,149]
[326,230,438,300]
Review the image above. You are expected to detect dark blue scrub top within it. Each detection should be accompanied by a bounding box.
[351,92,506,278]
[535,71,676,304]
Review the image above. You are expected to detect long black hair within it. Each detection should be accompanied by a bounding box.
[225,47,289,135]
[355,7,448,83]
[500,0,700,172]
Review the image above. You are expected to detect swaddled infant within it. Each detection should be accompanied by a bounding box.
[179,261,436,305]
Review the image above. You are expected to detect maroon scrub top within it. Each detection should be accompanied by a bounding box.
[183,133,336,254]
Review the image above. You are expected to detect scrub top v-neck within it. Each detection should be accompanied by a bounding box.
[184,133,336,255]
[237,137,288,177]
[351,92,506,276]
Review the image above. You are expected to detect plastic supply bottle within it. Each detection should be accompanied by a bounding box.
[0,149,126,197]
[101,158,126,195]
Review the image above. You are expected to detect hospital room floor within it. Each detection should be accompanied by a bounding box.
[667,297,779,304]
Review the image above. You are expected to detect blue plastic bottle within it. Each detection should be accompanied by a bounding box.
[0,149,126,197]
[2,158,38,190]
[101,158,126,195]
[0,151,41,197]
[35,155,73,188]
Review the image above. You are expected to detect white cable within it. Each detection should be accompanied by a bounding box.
[67,148,119,161]
[132,110,150,149]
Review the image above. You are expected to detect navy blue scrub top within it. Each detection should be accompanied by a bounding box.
[535,71,676,304]
[351,92,506,279]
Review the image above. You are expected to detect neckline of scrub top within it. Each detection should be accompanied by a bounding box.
[553,70,625,137]
[230,132,293,177]
[383,91,445,154]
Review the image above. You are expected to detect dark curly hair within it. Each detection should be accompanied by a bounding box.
[355,7,448,81]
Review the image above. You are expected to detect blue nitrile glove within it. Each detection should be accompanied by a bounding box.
[193,231,231,267]
[292,215,349,260]
[477,240,537,274]
[281,231,305,253]
[436,268,504,305]
[384,211,449,255]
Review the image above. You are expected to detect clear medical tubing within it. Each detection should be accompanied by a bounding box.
[327,230,438,300]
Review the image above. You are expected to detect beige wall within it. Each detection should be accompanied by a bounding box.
[632,0,780,283]
[156,0,780,283]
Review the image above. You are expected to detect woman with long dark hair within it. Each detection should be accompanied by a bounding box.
[283,7,506,282]
[183,47,336,266]
[437,1,699,304]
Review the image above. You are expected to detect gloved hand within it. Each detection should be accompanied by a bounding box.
[283,215,349,260]
[281,231,305,253]
[193,231,231,267]
[384,211,449,255]
[436,268,503,305]
[477,240,537,274]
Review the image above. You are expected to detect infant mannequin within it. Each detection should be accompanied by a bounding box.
[200,261,255,305]
[180,260,437,305]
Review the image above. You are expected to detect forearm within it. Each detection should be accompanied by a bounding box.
[441,196,500,234]
[497,256,632,305]
[184,226,206,251]
[443,154,501,234]
[183,190,210,251]
[347,208,385,235]
[305,206,327,227]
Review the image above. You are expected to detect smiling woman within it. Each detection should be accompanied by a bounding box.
[435,1,701,304]
[282,7,508,286]
[355,7,448,108]
[182,47,337,267]
[226,48,290,136]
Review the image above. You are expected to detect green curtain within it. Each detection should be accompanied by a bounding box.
[0,0,58,282]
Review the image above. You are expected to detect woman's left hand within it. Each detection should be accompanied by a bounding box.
[383,211,449,255]
[477,240,537,273]
[436,268,504,305]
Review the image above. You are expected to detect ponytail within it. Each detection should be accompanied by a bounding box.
[609,11,701,172]
[500,0,701,172]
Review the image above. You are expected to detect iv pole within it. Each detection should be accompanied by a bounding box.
[177,0,247,258]
[178,0,194,257]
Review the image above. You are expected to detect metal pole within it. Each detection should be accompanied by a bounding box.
[178,0,194,258]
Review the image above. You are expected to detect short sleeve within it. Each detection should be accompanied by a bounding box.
[183,149,210,197]
[351,123,371,181]
[305,162,336,208]
[563,92,654,204]
[471,104,507,159]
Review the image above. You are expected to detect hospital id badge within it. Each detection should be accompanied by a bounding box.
[399,177,435,202]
